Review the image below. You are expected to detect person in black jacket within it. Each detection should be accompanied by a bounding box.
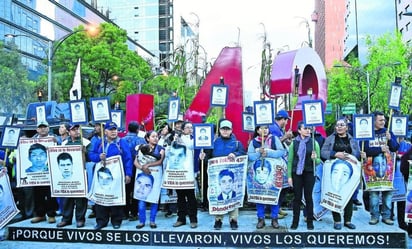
[400,146,412,237]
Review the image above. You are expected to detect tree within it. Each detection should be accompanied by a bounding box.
[52,23,152,105]
[0,41,37,114]
[328,32,411,117]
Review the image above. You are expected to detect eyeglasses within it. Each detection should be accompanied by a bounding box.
[336,123,346,127]
[301,127,311,130]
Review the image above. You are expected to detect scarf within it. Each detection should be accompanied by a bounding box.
[252,135,271,149]
[296,135,310,175]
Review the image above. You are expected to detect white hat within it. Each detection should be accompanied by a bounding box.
[220,120,232,129]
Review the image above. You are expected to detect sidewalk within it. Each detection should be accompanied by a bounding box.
[1,203,409,249]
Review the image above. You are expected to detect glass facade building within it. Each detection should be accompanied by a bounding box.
[0,0,152,80]
[95,0,173,70]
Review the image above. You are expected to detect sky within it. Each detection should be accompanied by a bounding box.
[174,0,315,104]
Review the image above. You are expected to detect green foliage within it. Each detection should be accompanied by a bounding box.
[52,23,151,105]
[327,32,411,118]
[0,41,37,114]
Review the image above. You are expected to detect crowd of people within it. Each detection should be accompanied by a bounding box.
[0,109,411,238]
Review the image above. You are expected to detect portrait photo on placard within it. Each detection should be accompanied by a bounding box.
[167,97,180,122]
[69,100,87,124]
[0,126,21,149]
[388,84,402,109]
[36,104,46,123]
[193,124,214,149]
[353,114,374,140]
[302,100,324,126]
[211,85,228,107]
[253,100,274,126]
[391,115,408,137]
[111,110,123,129]
[242,112,255,132]
[90,97,111,123]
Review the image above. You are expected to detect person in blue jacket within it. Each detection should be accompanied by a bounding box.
[363,111,399,226]
[88,121,133,230]
[200,119,246,230]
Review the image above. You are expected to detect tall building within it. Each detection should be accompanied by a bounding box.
[0,0,152,80]
[313,0,398,68]
[93,0,174,71]
[313,0,346,68]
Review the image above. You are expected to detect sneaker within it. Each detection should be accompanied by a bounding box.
[214,220,222,230]
[190,222,198,229]
[382,218,394,225]
[369,217,379,225]
[230,220,238,230]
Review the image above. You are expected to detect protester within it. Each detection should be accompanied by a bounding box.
[56,124,91,228]
[86,122,103,219]
[88,121,133,230]
[134,130,165,229]
[121,121,146,221]
[56,122,69,145]
[364,111,399,226]
[287,121,321,230]
[157,122,177,217]
[400,146,412,238]
[247,125,286,229]
[30,121,58,224]
[268,109,293,218]
[171,121,199,229]
[321,118,363,230]
[200,119,246,230]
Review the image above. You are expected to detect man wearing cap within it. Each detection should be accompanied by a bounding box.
[268,109,294,219]
[269,110,294,145]
[121,121,146,221]
[88,121,133,230]
[56,124,91,228]
[200,119,246,230]
[30,121,59,224]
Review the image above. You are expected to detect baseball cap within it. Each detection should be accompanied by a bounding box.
[220,120,232,129]
[69,123,80,130]
[104,121,118,130]
[37,120,49,128]
[275,110,290,120]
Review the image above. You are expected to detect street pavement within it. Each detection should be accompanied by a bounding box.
[0,201,410,249]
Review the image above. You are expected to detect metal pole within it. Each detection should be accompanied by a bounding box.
[366,71,370,114]
[47,40,52,101]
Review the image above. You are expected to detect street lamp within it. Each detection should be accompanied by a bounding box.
[5,27,94,101]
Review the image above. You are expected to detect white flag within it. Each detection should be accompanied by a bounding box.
[69,59,82,100]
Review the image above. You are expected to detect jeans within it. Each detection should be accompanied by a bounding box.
[138,200,158,223]
[256,203,279,219]
[369,190,393,219]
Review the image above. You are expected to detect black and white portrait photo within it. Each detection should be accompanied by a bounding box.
[242,113,255,132]
[353,114,374,140]
[253,100,274,126]
[193,124,214,149]
[167,98,180,122]
[302,100,324,126]
[388,84,402,109]
[0,126,21,148]
[69,100,87,124]
[90,97,110,122]
[211,85,228,107]
[391,115,408,137]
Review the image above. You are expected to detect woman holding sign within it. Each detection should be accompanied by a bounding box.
[247,125,286,229]
[321,118,363,230]
[287,121,321,230]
